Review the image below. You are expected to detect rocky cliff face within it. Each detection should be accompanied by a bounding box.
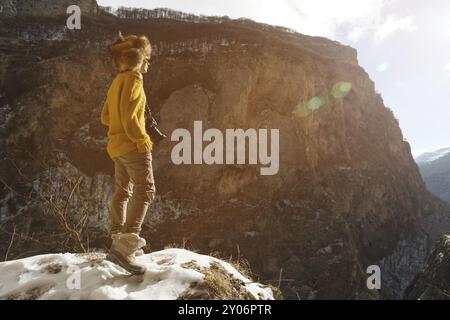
[404,233,450,299]
[1,3,449,299]
[0,0,98,17]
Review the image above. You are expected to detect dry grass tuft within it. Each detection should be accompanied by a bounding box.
[179,261,256,300]
[4,284,54,300]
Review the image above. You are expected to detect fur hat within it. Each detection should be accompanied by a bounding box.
[109,31,151,72]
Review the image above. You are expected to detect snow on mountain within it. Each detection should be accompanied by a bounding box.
[0,248,275,300]
[415,146,450,204]
[415,146,450,164]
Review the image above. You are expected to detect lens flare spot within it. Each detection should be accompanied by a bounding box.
[307,96,325,111]
[292,102,311,118]
[376,62,391,72]
[293,96,326,118]
[331,82,352,98]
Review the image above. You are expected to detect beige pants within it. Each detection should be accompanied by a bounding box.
[109,149,156,235]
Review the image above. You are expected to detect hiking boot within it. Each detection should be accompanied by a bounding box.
[133,235,148,256]
[107,233,147,275]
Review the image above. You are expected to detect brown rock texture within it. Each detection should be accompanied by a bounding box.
[0,0,98,17]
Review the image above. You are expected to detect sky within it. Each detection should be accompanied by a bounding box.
[97,0,450,155]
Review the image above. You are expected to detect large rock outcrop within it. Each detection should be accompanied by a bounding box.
[404,234,450,299]
[1,2,449,299]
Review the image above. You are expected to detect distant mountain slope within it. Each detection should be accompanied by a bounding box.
[416,147,450,203]
[416,147,450,164]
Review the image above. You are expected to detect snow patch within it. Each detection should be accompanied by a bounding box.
[0,249,274,300]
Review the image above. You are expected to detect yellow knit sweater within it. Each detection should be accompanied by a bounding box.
[100,70,152,159]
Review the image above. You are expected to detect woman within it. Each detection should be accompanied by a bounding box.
[100,32,155,275]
